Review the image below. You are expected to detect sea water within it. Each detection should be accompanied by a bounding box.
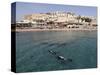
[16,31,97,72]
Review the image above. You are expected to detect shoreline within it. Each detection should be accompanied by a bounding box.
[12,28,97,32]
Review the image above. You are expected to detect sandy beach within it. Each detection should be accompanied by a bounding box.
[12,28,97,32]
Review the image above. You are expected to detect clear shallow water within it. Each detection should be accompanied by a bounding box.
[16,31,97,72]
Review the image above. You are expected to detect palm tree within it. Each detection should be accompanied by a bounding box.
[85,17,92,25]
[81,17,86,22]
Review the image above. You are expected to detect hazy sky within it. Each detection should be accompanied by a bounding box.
[14,2,97,21]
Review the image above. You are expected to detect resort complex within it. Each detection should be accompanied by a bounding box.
[12,11,97,31]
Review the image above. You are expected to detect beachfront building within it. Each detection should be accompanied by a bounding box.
[16,20,32,28]
[16,11,97,29]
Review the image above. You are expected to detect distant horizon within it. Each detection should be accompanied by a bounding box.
[12,2,97,22]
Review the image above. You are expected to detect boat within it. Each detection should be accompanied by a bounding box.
[57,56,66,61]
[48,50,72,62]
[57,56,72,62]
[48,50,57,55]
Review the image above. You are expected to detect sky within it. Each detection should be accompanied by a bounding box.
[12,2,97,21]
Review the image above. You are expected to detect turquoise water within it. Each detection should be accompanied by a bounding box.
[16,31,97,72]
